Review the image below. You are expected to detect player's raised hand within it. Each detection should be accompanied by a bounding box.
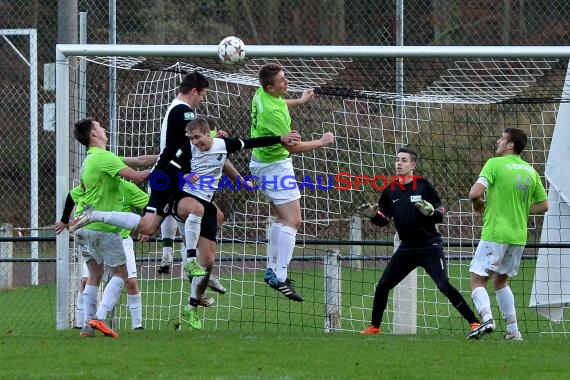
[320,132,335,147]
[299,89,315,104]
[216,129,228,137]
[415,200,435,216]
[358,203,379,218]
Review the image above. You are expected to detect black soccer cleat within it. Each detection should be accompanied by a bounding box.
[272,278,304,302]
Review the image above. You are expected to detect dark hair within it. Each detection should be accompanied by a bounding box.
[186,117,211,135]
[178,71,209,94]
[74,117,95,147]
[397,146,418,162]
[259,63,284,90]
[504,127,527,154]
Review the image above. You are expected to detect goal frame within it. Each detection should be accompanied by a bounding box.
[55,44,570,330]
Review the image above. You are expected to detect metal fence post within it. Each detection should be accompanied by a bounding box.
[324,248,342,332]
[0,223,14,289]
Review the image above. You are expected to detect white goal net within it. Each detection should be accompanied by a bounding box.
[56,45,570,336]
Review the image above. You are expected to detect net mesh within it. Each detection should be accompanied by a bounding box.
[64,53,569,335]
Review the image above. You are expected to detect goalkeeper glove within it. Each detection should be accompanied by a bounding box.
[415,200,434,216]
[358,203,379,218]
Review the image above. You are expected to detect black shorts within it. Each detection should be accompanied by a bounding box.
[145,170,180,217]
[169,190,218,242]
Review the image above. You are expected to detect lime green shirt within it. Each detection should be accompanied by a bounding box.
[479,155,547,245]
[78,147,127,233]
[250,87,291,163]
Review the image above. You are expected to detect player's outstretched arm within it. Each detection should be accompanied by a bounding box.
[123,154,158,168]
[285,132,334,154]
[285,89,314,108]
[118,167,151,184]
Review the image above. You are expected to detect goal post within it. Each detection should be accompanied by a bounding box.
[56,44,570,335]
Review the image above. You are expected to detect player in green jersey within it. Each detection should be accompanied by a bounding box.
[467,127,549,341]
[71,117,150,337]
[249,63,335,301]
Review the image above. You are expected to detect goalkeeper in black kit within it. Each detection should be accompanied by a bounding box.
[359,147,483,339]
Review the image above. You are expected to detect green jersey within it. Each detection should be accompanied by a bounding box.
[70,179,148,238]
[479,154,547,245]
[250,87,290,163]
[78,147,127,233]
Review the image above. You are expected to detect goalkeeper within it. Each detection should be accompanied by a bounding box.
[359,147,483,338]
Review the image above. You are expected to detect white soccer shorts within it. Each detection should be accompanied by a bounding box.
[469,240,524,278]
[249,157,301,205]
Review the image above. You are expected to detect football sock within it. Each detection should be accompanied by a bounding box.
[267,222,282,271]
[96,276,124,321]
[184,213,202,251]
[128,293,143,329]
[83,284,98,326]
[275,225,297,282]
[496,286,518,334]
[472,286,493,322]
[91,211,141,230]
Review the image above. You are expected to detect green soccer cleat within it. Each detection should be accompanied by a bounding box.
[182,305,202,330]
[183,257,206,277]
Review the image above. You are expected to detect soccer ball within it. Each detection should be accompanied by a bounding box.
[217,36,246,65]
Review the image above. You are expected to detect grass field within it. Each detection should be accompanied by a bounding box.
[1,329,569,379]
[2,259,570,379]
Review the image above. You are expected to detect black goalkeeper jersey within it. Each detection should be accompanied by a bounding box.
[370,177,444,245]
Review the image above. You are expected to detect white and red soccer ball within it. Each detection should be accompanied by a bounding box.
[217,36,246,65]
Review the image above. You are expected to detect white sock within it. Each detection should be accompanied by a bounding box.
[75,290,85,327]
[83,284,98,325]
[275,225,297,282]
[95,276,124,321]
[191,276,204,300]
[185,214,202,251]
[267,222,282,270]
[91,211,141,230]
[496,286,518,334]
[128,293,143,329]
[161,216,177,258]
[471,286,493,322]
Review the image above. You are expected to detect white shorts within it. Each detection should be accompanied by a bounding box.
[249,157,301,205]
[75,228,126,268]
[469,240,525,278]
[77,233,135,277]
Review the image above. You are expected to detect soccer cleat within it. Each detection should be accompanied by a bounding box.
[69,206,95,233]
[182,306,202,330]
[208,276,227,294]
[183,257,206,277]
[134,326,144,330]
[157,255,173,275]
[467,322,482,339]
[360,325,381,335]
[273,278,304,302]
[466,319,495,340]
[198,294,215,307]
[263,268,277,285]
[79,325,96,337]
[89,318,118,338]
[504,331,523,341]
